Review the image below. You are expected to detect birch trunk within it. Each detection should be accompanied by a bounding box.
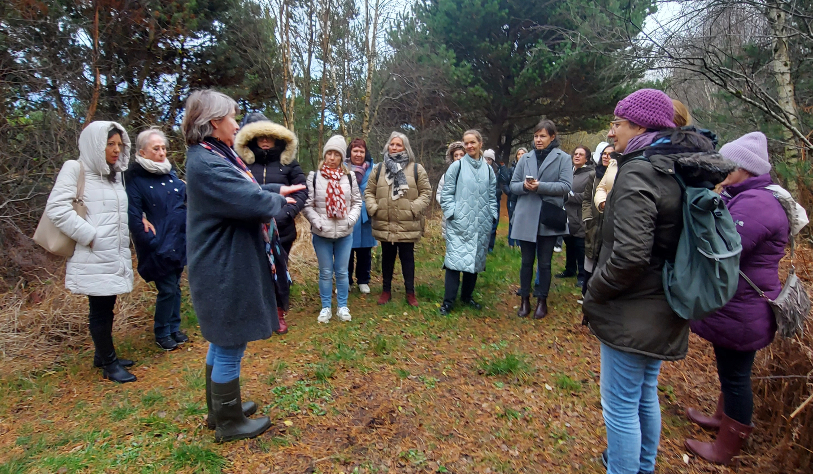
[768,0,801,197]
[361,0,381,141]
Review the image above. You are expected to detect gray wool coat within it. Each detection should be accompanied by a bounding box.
[185,143,288,347]
[509,149,573,242]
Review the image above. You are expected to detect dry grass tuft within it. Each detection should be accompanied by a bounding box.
[0,260,153,371]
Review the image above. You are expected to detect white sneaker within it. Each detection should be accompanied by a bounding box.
[358,284,370,294]
[317,307,332,323]
[553,246,562,253]
[337,307,352,321]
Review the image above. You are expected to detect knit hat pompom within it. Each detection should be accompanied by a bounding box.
[323,135,347,159]
[719,131,772,176]
[614,89,676,130]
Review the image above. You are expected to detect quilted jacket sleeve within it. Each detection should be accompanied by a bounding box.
[594,160,617,212]
[582,175,595,223]
[411,164,432,215]
[45,160,96,247]
[364,165,379,217]
[347,173,362,227]
[302,171,326,232]
[489,163,499,221]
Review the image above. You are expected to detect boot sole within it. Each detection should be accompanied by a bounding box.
[207,402,258,430]
[103,373,137,383]
[215,417,271,443]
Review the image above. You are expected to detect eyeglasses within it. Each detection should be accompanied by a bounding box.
[609,119,629,130]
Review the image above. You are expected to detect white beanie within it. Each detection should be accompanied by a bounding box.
[483,149,496,160]
[323,135,347,159]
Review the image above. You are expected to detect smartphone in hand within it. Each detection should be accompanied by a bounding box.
[525,175,534,183]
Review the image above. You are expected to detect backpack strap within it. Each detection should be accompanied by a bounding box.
[312,171,317,192]
[414,162,418,180]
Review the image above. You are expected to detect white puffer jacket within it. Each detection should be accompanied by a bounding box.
[302,168,362,239]
[45,121,134,296]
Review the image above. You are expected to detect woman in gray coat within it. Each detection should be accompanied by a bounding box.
[509,120,573,319]
[439,130,498,315]
[183,89,305,442]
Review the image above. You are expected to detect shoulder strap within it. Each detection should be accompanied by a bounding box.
[375,163,382,182]
[312,171,317,191]
[75,161,86,201]
[414,162,418,179]
[739,270,770,300]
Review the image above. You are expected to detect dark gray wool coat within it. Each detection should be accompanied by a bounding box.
[185,143,288,347]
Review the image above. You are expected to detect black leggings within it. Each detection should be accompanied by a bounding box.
[88,295,118,365]
[381,242,415,293]
[348,247,373,285]
[519,236,558,298]
[714,344,757,425]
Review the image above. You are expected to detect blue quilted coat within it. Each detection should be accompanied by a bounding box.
[440,154,498,273]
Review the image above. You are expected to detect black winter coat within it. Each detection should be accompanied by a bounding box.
[125,160,187,282]
[234,121,307,248]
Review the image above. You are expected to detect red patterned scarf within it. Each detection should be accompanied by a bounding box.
[321,165,347,219]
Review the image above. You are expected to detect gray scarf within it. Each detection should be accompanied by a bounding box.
[384,152,410,200]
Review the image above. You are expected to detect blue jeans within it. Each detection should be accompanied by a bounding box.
[312,234,353,308]
[153,269,182,339]
[206,342,247,383]
[600,343,663,474]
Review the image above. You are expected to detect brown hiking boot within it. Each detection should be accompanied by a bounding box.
[406,293,418,307]
[687,393,723,431]
[533,298,548,319]
[685,414,753,465]
[377,291,392,305]
[517,296,531,318]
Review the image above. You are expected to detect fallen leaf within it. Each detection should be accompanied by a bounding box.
[683,454,690,464]
[283,420,293,427]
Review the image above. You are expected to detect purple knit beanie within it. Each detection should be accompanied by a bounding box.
[614,89,676,130]
[719,132,772,176]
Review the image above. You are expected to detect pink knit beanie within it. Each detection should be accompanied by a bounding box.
[614,89,676,130]
[719,132,772,176]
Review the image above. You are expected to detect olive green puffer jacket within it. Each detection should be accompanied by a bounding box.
[364,161,432,243]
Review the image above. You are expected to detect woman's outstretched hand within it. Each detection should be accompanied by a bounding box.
[280,184,306,196]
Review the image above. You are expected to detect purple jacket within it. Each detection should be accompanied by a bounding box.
[691,174,789,351]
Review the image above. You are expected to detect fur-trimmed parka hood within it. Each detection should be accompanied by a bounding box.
[234,121,299,166]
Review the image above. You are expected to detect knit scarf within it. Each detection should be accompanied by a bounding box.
[625,131,661,155]
[200,138,288,289]
[346,159,369,186]
[136,155,172,175]
[383,152,410,200]
[320,165,347,219]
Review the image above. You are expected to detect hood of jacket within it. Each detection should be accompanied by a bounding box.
[234,120,299,166]
[78,121,130,177]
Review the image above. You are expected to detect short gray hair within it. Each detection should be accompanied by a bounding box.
[182,89,239,145]
[136,127,168,155]
[382,131,415,162]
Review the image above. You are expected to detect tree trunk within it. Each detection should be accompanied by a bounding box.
[767,0,801,197]
[361,0,380,141]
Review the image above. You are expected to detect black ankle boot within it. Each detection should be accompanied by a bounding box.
[211,378,271,442]
[94,356,133,368]
[102,360,137,383]
[205,365,257,430]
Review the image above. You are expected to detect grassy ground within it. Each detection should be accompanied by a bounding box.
[0,214,801,473]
